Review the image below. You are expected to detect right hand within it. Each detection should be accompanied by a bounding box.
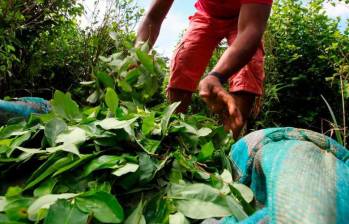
[198,75,244,138]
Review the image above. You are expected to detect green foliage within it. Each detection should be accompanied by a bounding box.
[0,0,84,96]
[51,91,82,122]
[256,0,348,141]
[105,88,119,115]
[44,199,89,224]
[0,45,251,223]
[169,183,247,220]
[124,199,146,224]
[75,191,124,223]
[0,0,143,99]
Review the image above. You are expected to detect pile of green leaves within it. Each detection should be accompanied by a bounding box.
[0,44,254,223]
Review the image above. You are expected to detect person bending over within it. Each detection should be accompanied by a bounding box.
[137,0,272,138]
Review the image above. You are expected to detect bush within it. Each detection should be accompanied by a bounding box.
[0,0,143,100]
[257,0,348,141]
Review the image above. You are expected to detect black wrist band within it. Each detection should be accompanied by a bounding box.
[208,71,228,84]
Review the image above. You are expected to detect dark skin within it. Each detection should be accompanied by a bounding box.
[136,0,174,48]
[137,0,271,138]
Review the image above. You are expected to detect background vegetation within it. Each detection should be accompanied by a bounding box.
[0,0,142,98]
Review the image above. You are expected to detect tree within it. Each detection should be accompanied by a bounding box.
[258,0,348,141]
[0,0,143,99]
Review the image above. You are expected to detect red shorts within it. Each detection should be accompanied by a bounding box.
[169,12,265,95]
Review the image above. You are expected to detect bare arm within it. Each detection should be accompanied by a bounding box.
[136,0,174,47]
[198,4,271,137]
[213,3,271,79]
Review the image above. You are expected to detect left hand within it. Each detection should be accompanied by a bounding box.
[198,75,243,138]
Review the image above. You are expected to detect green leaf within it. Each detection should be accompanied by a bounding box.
[124,199,146,224]
[0,122,26,139]
[105,88,119,114]
[88,181,112,193]
[120,153,158,189]
[112,163,139,177]
[27,193,77,221]
[34,179,58,197]
[56,127,87,146]
[46,145,80,157]
[232,183,254,204]
[95,71,114,88]
[138,153,158,184]
[51,91,82,122]
[125,68,141,83]
[109,32,118,41]
[76,191,124,223]
[0,139,11,150]
[137,138,161,154]
[15,147,46,161]
[7,132,31,157]
[161,102,181,136]
[219,149,233,174]
[141,112,155,136]
[82,155,125,176]
[53,154,95,177]
[83,106,100,120]
[5,187,23,198]
[0,197,6,212]
[25,156,75,190]
[0,213,26,224]
[35,0,45,4]
[118,79,133,92]
[169,212,190,224]
[228,184,255,215]
[198,141,215,162]
[44,200,88,224]
[197,128,212,137]
[169,183,247,220]
[169,161,183,184]
[179,122,212,137]
[4,198,33,221]
[144,195,170,224]
[321,95,344,145]
[221,169,233,184]
[26,155,63,187]
[140,42,150,52]
[98,117,138,130]
[45,118,67,146]
[86,90,99,104]
[49,127,87,156]
[135,48,154,73]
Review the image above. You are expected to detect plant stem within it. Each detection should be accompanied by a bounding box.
[340,75,347,147]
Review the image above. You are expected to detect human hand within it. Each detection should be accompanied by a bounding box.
[198,75,243,138]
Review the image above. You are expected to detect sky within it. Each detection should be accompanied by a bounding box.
[135,0,196,57]
[80,0,349,57]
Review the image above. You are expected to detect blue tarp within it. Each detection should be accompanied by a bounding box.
[221,127,349,224]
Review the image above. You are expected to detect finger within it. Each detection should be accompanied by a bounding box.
[221,112,230,131]
[227,98,236,116]
[223,120,230,131]
[211,85,224,96]
[235,112,244,128]
[216,90,236,116]
[226,118,238,138]
[198,81,212,98]
[232,115,244,138]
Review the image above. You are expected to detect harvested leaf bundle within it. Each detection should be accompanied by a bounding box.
[0,44,253,223]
